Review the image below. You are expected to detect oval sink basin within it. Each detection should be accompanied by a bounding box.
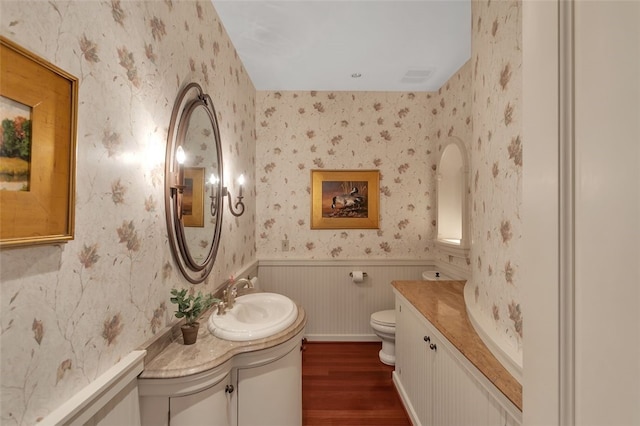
[208,292,298,341]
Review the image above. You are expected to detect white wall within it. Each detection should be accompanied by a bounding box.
[573,1,640,424]
[523,1,640,424]
[522,1,560,423]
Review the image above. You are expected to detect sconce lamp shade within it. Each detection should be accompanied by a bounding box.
[176,146,186,164]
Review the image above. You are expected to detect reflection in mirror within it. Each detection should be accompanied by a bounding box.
[165,83,223,283]
[436,137,469,251]
[180,103,221,265]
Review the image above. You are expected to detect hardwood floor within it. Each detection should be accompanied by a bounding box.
[302,342,412,426]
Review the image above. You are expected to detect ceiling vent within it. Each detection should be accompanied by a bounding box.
[400,68,434,84]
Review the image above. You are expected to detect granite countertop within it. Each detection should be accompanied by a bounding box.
[139,305,307,379]
[392,280,522,411]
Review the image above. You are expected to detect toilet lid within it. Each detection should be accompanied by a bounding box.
[371,310,396,326]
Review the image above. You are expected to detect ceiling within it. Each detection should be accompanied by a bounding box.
[212,1,471,92]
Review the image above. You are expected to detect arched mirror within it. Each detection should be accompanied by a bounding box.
[165,83,223,283]
[436,137,470,254]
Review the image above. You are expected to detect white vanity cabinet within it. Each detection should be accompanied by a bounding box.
[138,331,303,426]
[139,361,233,426]
[234,340,302,426]
[394,293,521,426]
[170,373,232,425]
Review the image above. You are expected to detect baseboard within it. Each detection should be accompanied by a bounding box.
[305,334,380,342]
[392,371,421,426]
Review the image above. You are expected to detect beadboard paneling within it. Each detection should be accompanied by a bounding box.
[258,260,433,341]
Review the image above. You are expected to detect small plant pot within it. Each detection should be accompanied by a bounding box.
[181,322,199,345]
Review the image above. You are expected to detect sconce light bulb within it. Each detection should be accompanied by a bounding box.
[209,174,219,185]
[176,146,186,164]
[238,174,245,186]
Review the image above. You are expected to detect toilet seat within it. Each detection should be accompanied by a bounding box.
[371,309,395,326]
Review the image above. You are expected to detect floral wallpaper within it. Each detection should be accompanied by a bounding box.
[470,0,523,352]
[256,91,437,259]
[0,1,255,424]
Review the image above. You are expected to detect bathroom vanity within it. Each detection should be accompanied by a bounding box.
[137,305,306,426]
[392,280,522,426]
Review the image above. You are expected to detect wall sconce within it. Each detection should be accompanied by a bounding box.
[210,173,245,217]
[172,145,186,219]
[227,174,246,217]
[209,174,220,217]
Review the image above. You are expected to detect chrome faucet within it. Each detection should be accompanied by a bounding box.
[218,277,255,314]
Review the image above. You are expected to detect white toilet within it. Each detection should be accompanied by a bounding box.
[370,309,396,366]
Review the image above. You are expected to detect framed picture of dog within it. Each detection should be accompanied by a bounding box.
[310,169,379,229]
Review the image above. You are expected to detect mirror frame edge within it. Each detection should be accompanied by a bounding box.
[164,82,224,284]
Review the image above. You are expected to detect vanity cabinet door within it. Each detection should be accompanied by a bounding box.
[169,373,231,426]
[236,342,302,426]
[395,300,433,425]
[426,319,503,426]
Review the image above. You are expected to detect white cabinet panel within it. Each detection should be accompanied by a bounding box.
[395,299,432,425]
[169,375,231,426]
[140,396,169,426]
[236,344,302,426]
[431,337,503,426]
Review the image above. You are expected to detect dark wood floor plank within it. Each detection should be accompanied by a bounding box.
[302,342,412,426]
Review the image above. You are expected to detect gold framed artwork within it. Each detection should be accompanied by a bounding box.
[311,169,380,229]
[0,36,78,248]
[182,167,205,228]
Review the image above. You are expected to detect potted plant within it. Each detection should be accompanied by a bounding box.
[170,288,218,345]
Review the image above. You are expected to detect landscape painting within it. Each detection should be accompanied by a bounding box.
[1,36,78,247]
[0,96,32,191]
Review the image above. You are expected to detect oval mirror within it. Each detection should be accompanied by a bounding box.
[165,83,223,283]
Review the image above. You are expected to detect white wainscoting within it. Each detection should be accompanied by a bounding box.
[258,259,434,341]
[41,350,145,426]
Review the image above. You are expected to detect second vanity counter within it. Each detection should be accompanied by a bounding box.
[139,304,306,379]
[392,280,522,411]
